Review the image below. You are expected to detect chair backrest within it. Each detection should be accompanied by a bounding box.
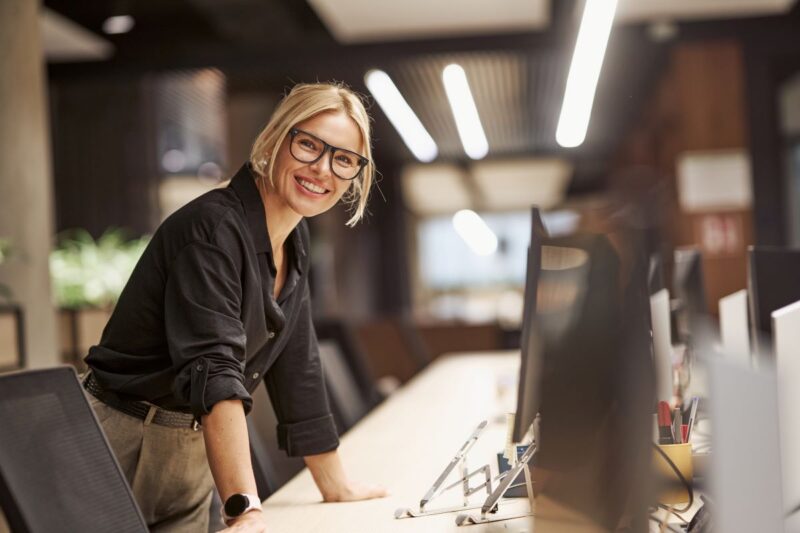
[0,367,147,533]
[247,384,304,500]
[353,317,430,384]
[318,339,369,432]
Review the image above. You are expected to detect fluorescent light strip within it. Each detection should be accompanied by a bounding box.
[452,210,498,256]
[364,69,438,162]
[442,64,489,160]
[555,0,618,148]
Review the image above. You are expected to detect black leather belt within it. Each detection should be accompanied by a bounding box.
[84,372,199,430]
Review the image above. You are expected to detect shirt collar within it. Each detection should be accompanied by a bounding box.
[228,163,307,268]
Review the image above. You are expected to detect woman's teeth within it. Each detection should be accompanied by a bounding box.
[297,177,327,194]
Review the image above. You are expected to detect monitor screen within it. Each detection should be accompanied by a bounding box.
[512,207,548,442]
[748,246,800,352]
[515,227,655,529]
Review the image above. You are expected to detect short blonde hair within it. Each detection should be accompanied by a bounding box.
[249,82,374,226]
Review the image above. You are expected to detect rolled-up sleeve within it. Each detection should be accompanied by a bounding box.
[165,241,252,419]
[265,282,339,457]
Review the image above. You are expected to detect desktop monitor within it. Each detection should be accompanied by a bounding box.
[748,246,800,355]
[672,248,707,343]
[515,226,655,529]
[512,206,548,442]
[648,252,665,295]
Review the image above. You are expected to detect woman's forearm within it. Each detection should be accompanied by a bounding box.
[201,399,259,502]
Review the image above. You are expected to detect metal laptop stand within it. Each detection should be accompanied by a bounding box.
[395,421,495,519]
[455,434,537,526]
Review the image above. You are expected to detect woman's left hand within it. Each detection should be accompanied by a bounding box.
[322,480,388,502]
[304,450,389,502]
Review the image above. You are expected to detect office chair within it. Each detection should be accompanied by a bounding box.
[247,384,305,501]
[353,316,430,385]
[0,367,147,533]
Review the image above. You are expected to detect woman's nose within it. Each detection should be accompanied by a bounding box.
[309,149,332,175]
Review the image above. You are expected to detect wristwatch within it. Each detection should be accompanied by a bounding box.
[222,493,261,524]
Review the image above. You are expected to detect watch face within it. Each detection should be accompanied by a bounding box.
[224,494,249,517]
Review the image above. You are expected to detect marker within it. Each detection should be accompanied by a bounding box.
[686,397,699,442]
[657,401,674,445]
[672,407,683,444]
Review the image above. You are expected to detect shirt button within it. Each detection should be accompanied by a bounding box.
[196,363,204,371]
[268,331,276,339]
[252,372,260,380]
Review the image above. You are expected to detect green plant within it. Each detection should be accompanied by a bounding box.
[50,228,150,309]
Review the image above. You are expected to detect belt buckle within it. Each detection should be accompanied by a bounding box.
[192,419,200,431]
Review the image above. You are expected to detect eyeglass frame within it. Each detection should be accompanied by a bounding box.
[287,128,369,181]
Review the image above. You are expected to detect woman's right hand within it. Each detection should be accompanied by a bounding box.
[219,509,268,532]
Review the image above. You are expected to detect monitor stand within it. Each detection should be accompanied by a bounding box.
[394,420,494,519]
[455,441,536,526]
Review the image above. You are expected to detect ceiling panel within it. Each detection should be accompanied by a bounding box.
[387,50,567,160]
[307,0,550,43]
[616,0,797,22]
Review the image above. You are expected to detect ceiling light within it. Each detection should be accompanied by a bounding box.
[442,64,489,160]
[453,210,498,256]
[102,15,135,35]
[555,0,618,148]
[364,69,438,162]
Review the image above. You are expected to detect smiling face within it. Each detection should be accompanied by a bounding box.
[268,110,364,220]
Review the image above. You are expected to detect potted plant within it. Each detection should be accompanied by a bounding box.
[50,229,149,368]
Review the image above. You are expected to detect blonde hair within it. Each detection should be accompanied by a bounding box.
[249,82,374,226]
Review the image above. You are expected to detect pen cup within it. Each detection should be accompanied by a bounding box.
[653,443,693,505]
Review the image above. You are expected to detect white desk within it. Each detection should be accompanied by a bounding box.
[260,351,698,532]
[261,351,531,532]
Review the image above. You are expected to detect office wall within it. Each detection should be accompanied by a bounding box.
[0,0,59,367]
[613,40,754,314]
[49,76,161,237]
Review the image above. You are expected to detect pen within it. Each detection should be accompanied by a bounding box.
[686,397,699,442]
[672,407,683,444]
[657,401,674,445]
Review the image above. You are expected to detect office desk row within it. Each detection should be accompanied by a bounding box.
[259,351,698,532]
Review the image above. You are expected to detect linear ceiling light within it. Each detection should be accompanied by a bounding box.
[442,64,489,160]
[452,209,498,256]
[364,69,438,162]
[555,0,618,148]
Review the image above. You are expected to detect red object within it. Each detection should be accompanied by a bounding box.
[681,424,689,444]
[657,401,674,444]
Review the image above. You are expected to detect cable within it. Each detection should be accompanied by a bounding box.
[653,443,694,513]
[648,515,686,533]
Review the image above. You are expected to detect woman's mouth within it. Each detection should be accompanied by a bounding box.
[295,176,329,195]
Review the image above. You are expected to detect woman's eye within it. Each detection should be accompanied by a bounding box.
[335,155,355,166]
[300,139,317,150]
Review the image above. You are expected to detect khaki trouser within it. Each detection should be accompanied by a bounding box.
[86,393,215,532]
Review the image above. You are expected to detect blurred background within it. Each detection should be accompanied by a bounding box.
[1,0,799,380]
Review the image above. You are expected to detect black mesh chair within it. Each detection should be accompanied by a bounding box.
[247,384,305,501]
[0,366,147,533]
[314,319,383,433]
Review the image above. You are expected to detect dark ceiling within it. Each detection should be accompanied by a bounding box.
[43,0,673,187]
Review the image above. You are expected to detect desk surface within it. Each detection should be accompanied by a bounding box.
[261,351,530,532]
[260,351,698,532]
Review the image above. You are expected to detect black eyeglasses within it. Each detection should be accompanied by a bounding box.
[288,128,369,181]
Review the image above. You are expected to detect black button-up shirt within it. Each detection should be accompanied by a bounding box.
[85,163,339,457]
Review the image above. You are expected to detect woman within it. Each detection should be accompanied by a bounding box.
[83,82,387,532]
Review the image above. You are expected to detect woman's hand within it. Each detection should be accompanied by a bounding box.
[304,450,388,502]
[219,509,268,532]
[321,479,388,502]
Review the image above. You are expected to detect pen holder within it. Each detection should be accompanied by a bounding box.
[653,443,693,505]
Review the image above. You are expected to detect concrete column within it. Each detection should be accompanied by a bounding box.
[0,0,59,368]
